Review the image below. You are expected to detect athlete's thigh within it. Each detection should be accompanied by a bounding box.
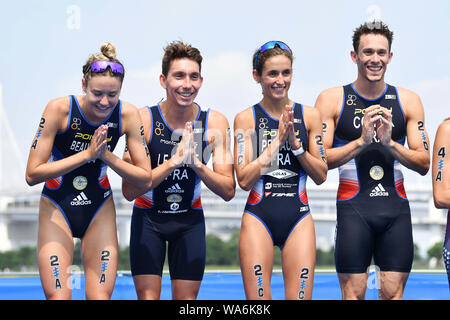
[168,215,206,282]
[335,203,374,273]
[167,218,204,300]
[81,198,118,300]
[281,214,316,300]
[171,279,202,300]
[133,275,162,300]
[239,212,274,300]
[129,210,166,278]
[374,209,413,273]
[337,272,369,300]
[38,196,74,300]
[378,271,409,300]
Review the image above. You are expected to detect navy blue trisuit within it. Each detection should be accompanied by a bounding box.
[130,103,211,281]
[445,210,450,289]
[41,95,121,239]
[333,84,414,273]
[244,103,311,248]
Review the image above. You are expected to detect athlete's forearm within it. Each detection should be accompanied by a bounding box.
[122,180,145,201]
[146,157,182,191]
[296,152,328,185]
[190,163,235,201]
[102,150,152,190]
[326,138,366,169]
[26,150,91,186]
[388,140,430,176]
[433,186,450,209]
[236,138,282,191]
[122,173,153,201]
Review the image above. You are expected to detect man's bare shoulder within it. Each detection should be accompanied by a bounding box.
[396,87,422,104]
[303,104,321,119]
[318,86,343,98]
[316,86,343,104]
[207,108,231,130]
[396,87,424,117]
[315,86,344,119]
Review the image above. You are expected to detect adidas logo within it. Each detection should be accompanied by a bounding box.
[165,183,184,193]
[369,183,389,197]
[70,192,92,206]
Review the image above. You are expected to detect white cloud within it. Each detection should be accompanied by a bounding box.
[198,51,256,125]
[122,51,258,126]
[120,62,164,108]
[411,76,450,138]
[392,76,450,187]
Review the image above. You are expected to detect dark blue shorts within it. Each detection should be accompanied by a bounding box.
[334,200,413,273]
[130,208,206,281]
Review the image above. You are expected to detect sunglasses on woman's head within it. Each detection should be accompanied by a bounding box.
[253,41,292,69]
[85,60,124,75]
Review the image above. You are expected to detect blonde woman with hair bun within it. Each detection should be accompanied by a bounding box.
[25,43,152,300]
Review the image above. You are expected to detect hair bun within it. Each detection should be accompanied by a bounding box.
[100,42,117,59]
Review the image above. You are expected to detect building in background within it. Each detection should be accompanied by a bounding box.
[0,81,446,263]
[1,184,446,261]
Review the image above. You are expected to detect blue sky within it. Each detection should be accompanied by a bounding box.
[1,0,449,190]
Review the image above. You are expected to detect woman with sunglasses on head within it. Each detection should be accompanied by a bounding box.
[25,43,152,300]
[234,41,327,300]
[432,117,450,290]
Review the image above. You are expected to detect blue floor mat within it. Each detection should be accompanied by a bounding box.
[0,272,448,300]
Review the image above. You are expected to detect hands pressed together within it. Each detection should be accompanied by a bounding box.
[277,105,302,151]
[87,124,109,161]
[172,121,201,169]
[361,105,392,147]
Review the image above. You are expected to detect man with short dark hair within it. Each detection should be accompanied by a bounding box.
[123,41,236,300]
[315,21,430,300]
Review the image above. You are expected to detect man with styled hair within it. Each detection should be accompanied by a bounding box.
[315,21,430,300]
[123,40,235,300]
